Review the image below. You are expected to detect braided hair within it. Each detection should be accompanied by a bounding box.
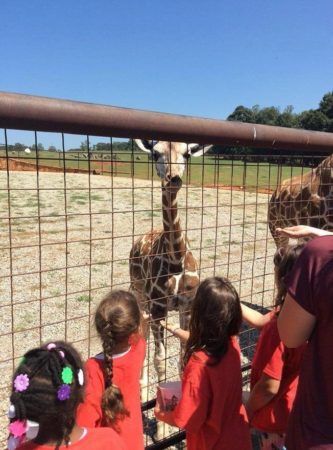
[9,341,84,449]
[94,290,141,426]
[183,277,242,367]
[273,243,305,310]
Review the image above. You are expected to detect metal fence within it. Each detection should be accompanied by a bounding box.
[1,92,333,448]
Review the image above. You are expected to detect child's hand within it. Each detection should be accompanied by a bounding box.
[161,321,189,343]
[160,320,178,333]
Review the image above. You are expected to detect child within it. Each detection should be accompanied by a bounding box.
[241,244,306,450]
[8,341,125,450]
[76,290,145,450]
[156,276,251,450]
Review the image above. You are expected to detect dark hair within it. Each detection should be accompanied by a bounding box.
[273,244,305,309]
[9,341,84,449]
[94,290,141,426]
[183,277,242,367]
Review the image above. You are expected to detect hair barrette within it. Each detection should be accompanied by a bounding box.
[8,404,16,419]
[77,369,84,386]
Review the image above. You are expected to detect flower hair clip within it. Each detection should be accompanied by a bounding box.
[61,367,73,384]
[57,384,71,401]
[14,374,29,392]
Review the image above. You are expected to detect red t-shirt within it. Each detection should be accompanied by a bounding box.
[76,336,146,450]
[250,312,305,433]
[284,236,333,450]
[16,427,126,450]
[172,337,251,450]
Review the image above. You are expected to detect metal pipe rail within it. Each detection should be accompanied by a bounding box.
[1,91,333,152]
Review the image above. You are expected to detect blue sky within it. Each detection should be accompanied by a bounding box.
[1,0,333,147]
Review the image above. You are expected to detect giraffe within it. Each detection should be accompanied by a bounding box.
[268,153,333,247]
[129,139,211,396]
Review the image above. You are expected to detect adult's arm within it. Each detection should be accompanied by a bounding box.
[277,293,316,348]
[276,225,333,239]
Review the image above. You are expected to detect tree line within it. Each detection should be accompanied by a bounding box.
[226,91,333,132]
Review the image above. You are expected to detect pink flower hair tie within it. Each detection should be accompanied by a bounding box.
[47,343,65,359]
[14,374,29,392]
[46,343,56,351]
[9,420,27,438]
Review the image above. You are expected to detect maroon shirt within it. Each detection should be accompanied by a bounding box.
[284,236,333,450]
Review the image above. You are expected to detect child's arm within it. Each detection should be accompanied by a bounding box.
[160,320,190,343]
[245,373,280,421]
[241,303,272,330]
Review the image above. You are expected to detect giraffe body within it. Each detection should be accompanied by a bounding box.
[129,140,211,406]
[269,154,333,246]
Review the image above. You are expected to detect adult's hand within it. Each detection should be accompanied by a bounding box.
[276,225,333,239]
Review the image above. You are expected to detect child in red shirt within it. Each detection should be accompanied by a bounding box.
[156,276,251,450]
[241,244,306,450]
[7,341,125,450]
[76,290,146,450]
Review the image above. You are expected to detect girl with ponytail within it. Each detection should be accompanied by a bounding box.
[8,341,124,450]
[77,290,145,450]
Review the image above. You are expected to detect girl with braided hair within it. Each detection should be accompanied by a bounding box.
[77,290,145,450]
[8,341,125,450]
[155,277,251,450]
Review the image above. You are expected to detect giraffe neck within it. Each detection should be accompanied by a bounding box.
[162,187,187,262]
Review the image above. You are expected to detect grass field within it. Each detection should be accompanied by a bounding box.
[0,149,306,191]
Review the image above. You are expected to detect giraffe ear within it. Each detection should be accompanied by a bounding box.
[188,144,213,157]
[134,139,155,153]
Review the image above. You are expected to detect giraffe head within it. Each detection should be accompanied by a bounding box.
[135,140,212,191]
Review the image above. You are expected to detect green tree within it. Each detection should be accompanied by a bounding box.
[276,105,298,128]
[80,141,88,152]
[298,109,329,131]
[227,105,255,123]
[48,145,57,152]
[255,107,280,126]
[319,91,333,120]
[13,142,25,152]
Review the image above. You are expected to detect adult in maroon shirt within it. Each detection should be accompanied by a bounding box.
[277,225,333,450]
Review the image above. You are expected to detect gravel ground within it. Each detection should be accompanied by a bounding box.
[0,170,277,447]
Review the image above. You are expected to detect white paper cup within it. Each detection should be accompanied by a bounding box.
[158,381,182,411]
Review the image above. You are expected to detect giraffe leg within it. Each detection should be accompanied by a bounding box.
[150,306,168,441]
[151,318,166,382]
